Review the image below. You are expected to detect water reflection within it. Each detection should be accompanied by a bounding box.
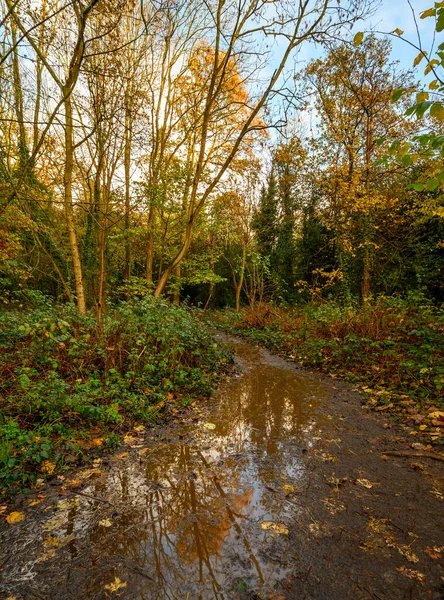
[11,344,330,599]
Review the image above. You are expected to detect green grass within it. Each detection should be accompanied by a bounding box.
[0,297,232,497]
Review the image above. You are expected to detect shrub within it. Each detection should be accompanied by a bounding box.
[0,298,231,496]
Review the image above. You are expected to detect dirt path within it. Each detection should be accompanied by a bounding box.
[0,335,443,600]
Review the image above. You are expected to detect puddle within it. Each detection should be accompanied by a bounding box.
[3,341,443,599]
[0,343,330,599]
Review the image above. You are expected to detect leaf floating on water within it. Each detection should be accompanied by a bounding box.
[282,484,295,492]
[356,478,373,489]
[104,576,127,594]
[99,518,112,527]
[6,511,25,524]
[203,422,216,430]
[261,521,289,535]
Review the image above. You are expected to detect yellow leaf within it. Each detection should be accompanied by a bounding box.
[420,7,436,18]
[203,422,216,430]
[419,424,427,431]
[414,52,425,67]
[41,460,56,475]
[425,59,440,75]
[99,518,113,527]
[392,28,404,36]
[429,79,439,90]
[282,484,295,492]
[429,411,444,420]
[353,32,364,47]
[104,576,127,594]
[261,521,289,535]
[356,478,373,489]
[28,497,44,507]
[416,91,429,102]
[6,511,25,524]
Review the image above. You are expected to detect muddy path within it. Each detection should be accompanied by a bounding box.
[1,335,443,600]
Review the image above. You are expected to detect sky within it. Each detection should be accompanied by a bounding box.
[291,0,437,77]
[364,0,436,73]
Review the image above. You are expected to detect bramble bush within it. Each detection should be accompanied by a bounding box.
[0,297,231,496]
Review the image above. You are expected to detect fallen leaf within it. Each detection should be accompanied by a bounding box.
[425,545,443,559]
[134,425,145,433]
[396,566,424,583]
[261,521,289,535]
[6,511,25,524]
[28,494,45,507]
[99,518,112,527]
[428,411,444,420]
[356,478,373,489]
[104,576,127,594]
[203,422,216,430]
[398,544,420,563]
[41,460,56,475]
[282,484,295,493]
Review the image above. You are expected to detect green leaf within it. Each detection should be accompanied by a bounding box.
[430,102,444,120]
[353,31,364,46]
[426,178,439,190]
[409,183,425,192]
[437,9,444,31]
[391,88,405,103]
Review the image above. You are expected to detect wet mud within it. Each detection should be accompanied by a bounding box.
[0,336,443,599]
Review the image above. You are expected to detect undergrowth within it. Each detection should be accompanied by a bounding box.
[211,296,444,443]
[0,297,231,497]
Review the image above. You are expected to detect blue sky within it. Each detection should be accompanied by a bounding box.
[364,0,437,75]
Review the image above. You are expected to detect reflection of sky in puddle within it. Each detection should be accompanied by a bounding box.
[3,343,330,599]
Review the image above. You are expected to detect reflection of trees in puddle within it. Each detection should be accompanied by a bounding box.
[85,443,263,598]
[63,362,327,598]
[214,365,325,449]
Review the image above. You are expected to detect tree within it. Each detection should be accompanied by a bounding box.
[303,35,415,300]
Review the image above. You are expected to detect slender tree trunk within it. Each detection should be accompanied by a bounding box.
[363,113,373,303]
[124,107,132,298]
[234,243,247,312]
[146,194,156,284]
[11,20,27,161]
[64,95,86,314]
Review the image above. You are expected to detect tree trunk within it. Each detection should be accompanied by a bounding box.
[124,106,132,298]
[235,243,247,312]
[64,95,86,314]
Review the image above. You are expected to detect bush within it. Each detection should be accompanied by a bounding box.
[0,298,231,496]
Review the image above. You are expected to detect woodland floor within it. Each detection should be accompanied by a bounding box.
[0,334,443,600]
